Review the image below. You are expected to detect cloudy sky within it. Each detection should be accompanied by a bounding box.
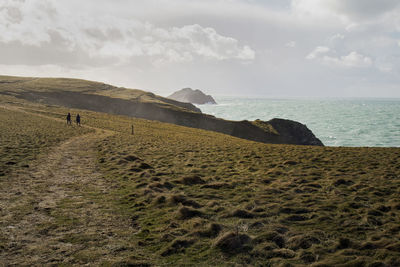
[1,0,400,97]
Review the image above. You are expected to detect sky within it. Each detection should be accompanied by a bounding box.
[1,0,400,97]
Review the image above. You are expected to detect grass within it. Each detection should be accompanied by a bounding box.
[0,75,195,110]
[0,106,91,178]
[1,95,400,266]
[93,116,400,266]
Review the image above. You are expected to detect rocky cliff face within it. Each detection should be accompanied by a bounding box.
[168,88,217,104]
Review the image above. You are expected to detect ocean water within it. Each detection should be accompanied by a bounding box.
[197,97,400,147]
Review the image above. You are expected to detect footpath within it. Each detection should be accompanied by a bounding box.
[0,107,140,266]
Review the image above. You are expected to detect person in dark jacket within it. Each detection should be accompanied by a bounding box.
[66,113,71,125]
[76,114,81,126]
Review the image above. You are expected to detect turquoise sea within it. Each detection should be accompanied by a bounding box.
[197,97,400,147]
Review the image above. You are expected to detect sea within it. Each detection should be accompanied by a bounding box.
[196,97,400,147]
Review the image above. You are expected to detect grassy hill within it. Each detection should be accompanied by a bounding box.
[0,94,399,266]
[0,75,323,146]
[0,75,200,112]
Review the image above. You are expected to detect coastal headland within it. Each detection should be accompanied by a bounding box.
[0,76,399,266]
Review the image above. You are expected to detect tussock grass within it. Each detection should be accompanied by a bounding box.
[85,101,399,265]
[1,95,400,266]
[214,231,252,253]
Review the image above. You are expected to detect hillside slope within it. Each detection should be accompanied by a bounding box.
[1,100,399,266]
[0,75,323,146]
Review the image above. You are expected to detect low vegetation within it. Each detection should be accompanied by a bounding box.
[0,105,91,178]
[94,110,400,266]
[1,95,399,266]
[0,75,199,112]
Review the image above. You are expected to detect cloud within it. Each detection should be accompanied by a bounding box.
[307,47,372,68]
[285,41,296,48]
[0,0,399,97]
[332,0,400,20]
[324,52,373,68]
[329,34,345,42]
[291,0,400,21]
[0,0,254,67]
[306,46,330,59]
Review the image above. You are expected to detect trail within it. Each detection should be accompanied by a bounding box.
[0,108,138,266]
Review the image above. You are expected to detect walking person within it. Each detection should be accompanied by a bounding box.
[76,114,81,126]
[66,112,72,125]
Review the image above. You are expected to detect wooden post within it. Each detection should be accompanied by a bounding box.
[131,124,134,135]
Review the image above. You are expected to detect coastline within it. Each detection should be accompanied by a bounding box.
[197,96,400,148]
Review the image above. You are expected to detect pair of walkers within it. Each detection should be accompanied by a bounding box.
[66,113,80,126]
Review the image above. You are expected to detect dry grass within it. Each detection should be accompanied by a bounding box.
[0,75,195,111]
[1,95,400,266]
[0,106,91,177]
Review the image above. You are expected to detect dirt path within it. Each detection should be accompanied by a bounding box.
[0,124,139,265]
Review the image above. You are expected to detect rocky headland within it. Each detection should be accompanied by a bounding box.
[168,88,217,105]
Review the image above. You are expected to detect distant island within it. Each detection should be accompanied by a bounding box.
[168,88,217,105]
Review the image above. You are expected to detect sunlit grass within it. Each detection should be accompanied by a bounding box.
[1,95,400,266]
[0,106,91,178]
[94,121,400,265]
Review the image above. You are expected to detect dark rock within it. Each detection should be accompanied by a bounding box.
[268,118,324,146]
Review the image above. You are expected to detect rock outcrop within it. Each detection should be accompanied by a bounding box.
[168,88,217,105]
